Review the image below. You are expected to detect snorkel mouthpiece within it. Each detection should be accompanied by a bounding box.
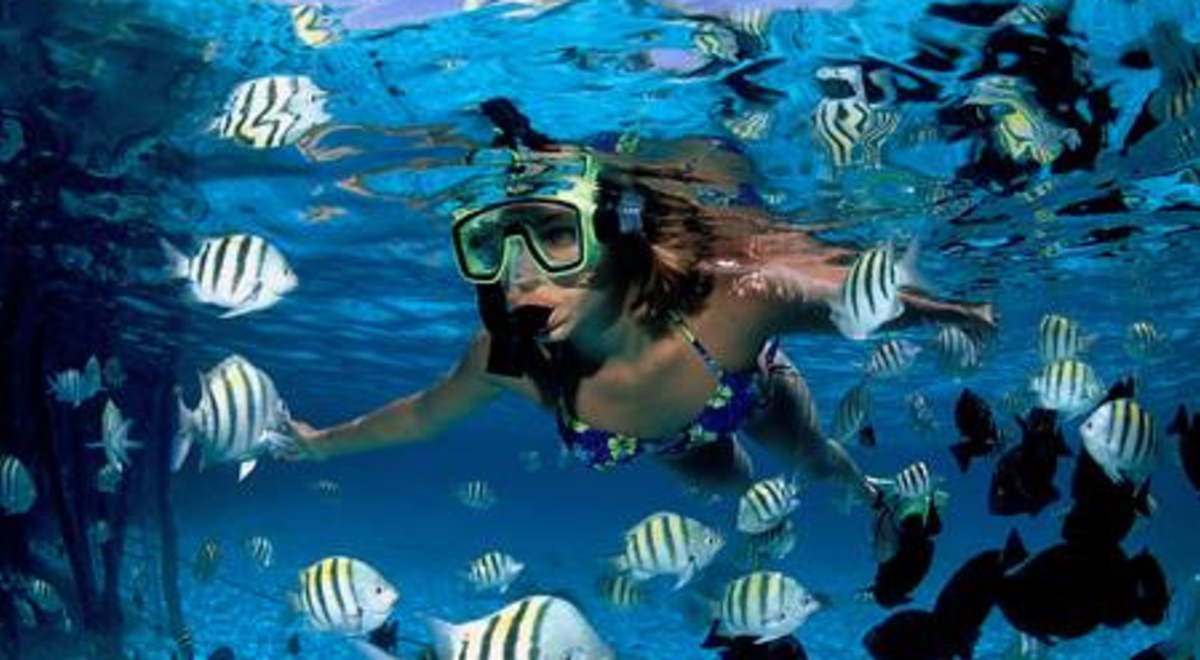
[512,304,553,339]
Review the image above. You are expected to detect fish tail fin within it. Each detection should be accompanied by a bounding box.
[896,238,928,292]
[949,441,973,473]
[426,617,459,660]
[1000,529,1028,569]
[160,238,190,281]
[172,387,195,473]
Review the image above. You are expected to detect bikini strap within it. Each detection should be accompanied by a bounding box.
[668,311,726,380]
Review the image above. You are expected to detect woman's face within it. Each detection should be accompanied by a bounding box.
[500,240,614,344]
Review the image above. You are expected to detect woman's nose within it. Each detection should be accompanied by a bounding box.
[502,240,542,289]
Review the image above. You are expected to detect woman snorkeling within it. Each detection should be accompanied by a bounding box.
[275,102,994,505]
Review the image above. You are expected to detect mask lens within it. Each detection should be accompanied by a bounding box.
[454,201,585,282]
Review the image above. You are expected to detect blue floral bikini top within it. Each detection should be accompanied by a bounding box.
[556,313,780,471]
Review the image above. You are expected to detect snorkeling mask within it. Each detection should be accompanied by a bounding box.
[450,150,642,285]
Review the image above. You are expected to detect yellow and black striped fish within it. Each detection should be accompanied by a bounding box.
[595,573,644,610]
[717,571,821,643]
[456,479,497,510]
[244,535,274,570]
[1037,314,1092,364]
[162,233,297,318]
[736,475,801,534]
[1030,358,1104,418]
[0,455,36,515]
[1080,398,1158,487]
[1124,321,1167,361]
[427,595,613,660]
[291,4,339,48]
[295,556,399,635]
[193,538,221,583]
[614,511,724,589]
[865,339,922,379]
[465,551,525,594]
[212,75,332,150]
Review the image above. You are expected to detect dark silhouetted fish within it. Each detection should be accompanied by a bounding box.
[1168,405,1200,495]
[864,531,1026,660]
[988,408,1071,516]
[950,389,1005,472]
[998,542,1169,643]
[1061,450,1151,548]
[866,498,942,608]
[701,620,808,660]
[207,648,235,660]
[286,633,300,656]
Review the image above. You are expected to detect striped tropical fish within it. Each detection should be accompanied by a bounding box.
[46,355,103,408]
[426,595,614,660]
[865,339,922,379]
[614,511,724,589]
[1037,314,1093,364]
[831,242,919,341]
[87,400,139,471]
[456,480,497,510]
[172,354,292,482]
[295,556,399,636]
[736,474,801,534]
[1124,321,1167,361]
[244,535,275,570]
[1030,358,1104,418]
[906,391,939,435]
[869,461,938,502]
[717,571,822,643]
[933,325,982,375]
[964,76,1080,165]
[24,577,64,614]
[211,75,332,149]
[1080,398,1159,487]
[312,479,341,499]
[740,519,798,569]
[464,551,525,594]
[0,455,36,515]
[162,234,297,318]
[290,4,339,48]
[193,538,221,582]
[832,381,874,446]
[595,573,644,610]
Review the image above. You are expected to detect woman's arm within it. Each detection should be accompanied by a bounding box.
[283,330,514,461]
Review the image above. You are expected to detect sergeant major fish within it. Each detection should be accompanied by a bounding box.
[0,455,36,515]
[464,551,524,594]
[172,354,291,482]
[736,474,801,534]
[162,234,297,319]
[423,595,614,660]
[1030,358,1105,418]
[47,355,103,407]
[211,75,332,149]
[614,511,724,589]
[715,571,822,644]
[1080,398,1159,488]
[830,242,920,341]
[294,556,398,636]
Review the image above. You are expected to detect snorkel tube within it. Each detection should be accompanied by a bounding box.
[474,98,555,377]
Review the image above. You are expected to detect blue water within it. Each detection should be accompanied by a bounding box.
[3,0,1200,658]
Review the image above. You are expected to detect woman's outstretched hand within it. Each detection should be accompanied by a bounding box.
[272,419,328,462]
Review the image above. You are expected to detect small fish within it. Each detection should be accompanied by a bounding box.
[95,463,122,494]
[47,355,103,407]
[996,3,1060,27]
[870,461,938,502]
[736,474,801,534]
[724,110,773,142]
[833,381,874,447]
[24,577,63,613]
[102,356,126,390]
[517,449,542,473]
[244,535,275,570]
[211,75,332,149]
[864,339,922,379]
[294,556,399,636]
[291,4,339,48]
[741,519,798,568]
[464,551,524,594]
[1030,359,1105,418]
[1037,313,1093,364]
[455,480,497,510]
[716,571,822,643]
[193,538,221,583]
[950,389,1005,473]
[312,479,341,499]
[1080,398,1159,487]
[989,407,1072,517]
[161,234,298,318]
[831,242,919,341]
[1124,321,1167,361]
[812,65,900,172]
[964,75,1081,165]
[0,455,36,515]
[906,391,939,435]
[1168,405,1200,495]
[173,354,292,482]
[932,325,981,375]
[614,511,724,589]
[12,595,36,628]
[88,520,113,547]
[424,595,614,660]
[595,573,644,610]
[87,400,140,471]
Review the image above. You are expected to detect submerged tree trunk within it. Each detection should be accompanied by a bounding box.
[149,382,192,660]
